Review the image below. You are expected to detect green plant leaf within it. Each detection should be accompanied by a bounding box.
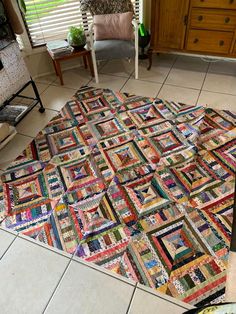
[18,0,27,14]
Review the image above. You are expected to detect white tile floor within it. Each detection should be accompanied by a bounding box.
[0,53,236,313]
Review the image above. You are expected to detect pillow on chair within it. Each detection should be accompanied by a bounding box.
[94,12,134,41]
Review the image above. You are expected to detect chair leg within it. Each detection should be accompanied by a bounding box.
[91,49,99,83]
[135,54,139,80]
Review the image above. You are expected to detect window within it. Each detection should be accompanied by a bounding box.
[22,0,142,47]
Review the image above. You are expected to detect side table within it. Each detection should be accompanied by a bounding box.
[48,48,94,85]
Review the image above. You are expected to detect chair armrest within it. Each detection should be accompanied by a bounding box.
[132,19,139,30]
[132,18,139,49]
[88,22,94,34]
[86,22,94,49]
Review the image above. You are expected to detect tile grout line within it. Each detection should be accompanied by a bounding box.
[72,256,136,286]
[0,233,19,261]
[200,87,236,97]
[156,55,179,98]
[40,107,59,113]
[47,60,109,89]
[17,234,72,259]
[17,133,35,138]
[42,252,76,313]
[17,233,137,286]
[157,82,201,92]
[119,71,134,92]
[196,61,211,105]
[137,285,191,310]
[126,283,138,314]
[4,228,137,287]
[38,84,51,97]
[11,231,137,287]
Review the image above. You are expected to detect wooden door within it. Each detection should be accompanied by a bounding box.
[154,0,190,50]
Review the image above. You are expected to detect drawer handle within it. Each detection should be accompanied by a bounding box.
[225,17,230,23]
[219,40,224,46]
[198,15,203,21]
[194,38,199,44]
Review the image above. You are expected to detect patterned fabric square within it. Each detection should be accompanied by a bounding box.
[88,115,127,140]
[99,134,148,173]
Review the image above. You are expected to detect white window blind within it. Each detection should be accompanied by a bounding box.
[22,0,141,47]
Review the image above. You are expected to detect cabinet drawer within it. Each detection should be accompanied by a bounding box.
[191,8,236,30]
[187,29,233,53]
[192,0,236,9]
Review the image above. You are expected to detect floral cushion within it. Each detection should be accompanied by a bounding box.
[80,0,134,16]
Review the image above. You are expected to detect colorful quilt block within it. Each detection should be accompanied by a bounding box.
[124,175,172,216]
[5,172,50,215]
[138,120,174,138]
[88,116,128,140]
[47,126,87,156]
[154,99,179,118]
[75,223,131,263]
[100,137,148,173]
[137,203,185,233]
[23,133,52,162]
[58,156,106,191]
[151,130,185,153]
[147,216,211,275]
[2,170,57,231]
[0,178,6,222]
[78,94,111,117]
[61,100,88,126]
[212,138,236,173]
[127,104,171,128]
[117,93,154,112]
[167,256,226,306]
[189,178,235,211]
[176,122,200,145]
[41,112,78,135]
[175,105,205,124]
[124,233,169,289]
[204,108,236,131]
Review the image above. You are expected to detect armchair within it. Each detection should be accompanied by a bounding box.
[81,0,139,83]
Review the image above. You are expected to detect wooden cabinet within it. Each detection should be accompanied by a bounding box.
[152,0,189,50]
[149,0,236,62]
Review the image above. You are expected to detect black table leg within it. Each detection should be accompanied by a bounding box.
[31,79,45,113]
[147,48,153,71]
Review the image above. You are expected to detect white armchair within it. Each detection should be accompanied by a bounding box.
[87,17,139,83]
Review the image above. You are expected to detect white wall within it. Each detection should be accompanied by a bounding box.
[24,50,83,78]
[143,0,151,30]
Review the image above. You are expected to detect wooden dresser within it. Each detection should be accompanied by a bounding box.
[149,0,236,67]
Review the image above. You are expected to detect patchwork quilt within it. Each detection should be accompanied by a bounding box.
[0,86,235,307]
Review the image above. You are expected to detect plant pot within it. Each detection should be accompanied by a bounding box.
[138,31,151,60]
[71,44,86,51]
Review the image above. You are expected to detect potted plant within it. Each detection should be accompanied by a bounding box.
[67,25,86,50]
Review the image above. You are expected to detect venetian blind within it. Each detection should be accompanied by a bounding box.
[22,0,141,47]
